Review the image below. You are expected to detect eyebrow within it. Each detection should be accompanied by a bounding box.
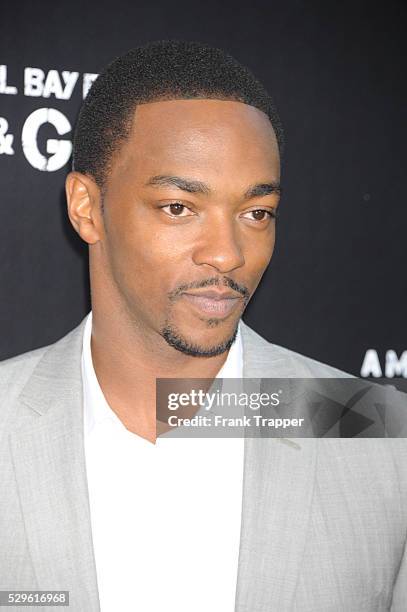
[145,175,281,198]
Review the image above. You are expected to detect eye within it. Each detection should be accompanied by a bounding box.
[161,202,195,217]
[241,209,277,222]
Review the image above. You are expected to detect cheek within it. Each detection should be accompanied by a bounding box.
[105,212,191,299]
[107,200,188,262]
[244,229,276,275]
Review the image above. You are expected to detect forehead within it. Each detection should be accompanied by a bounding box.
[110,98,280,185]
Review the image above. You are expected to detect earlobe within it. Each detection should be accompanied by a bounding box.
[65,171,103,245]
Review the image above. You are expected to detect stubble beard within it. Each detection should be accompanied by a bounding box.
[160,321,239,357]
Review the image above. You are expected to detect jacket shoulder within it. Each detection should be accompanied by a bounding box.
[240,321,354,378]
[0,318,87,415]
[0,345,50,390]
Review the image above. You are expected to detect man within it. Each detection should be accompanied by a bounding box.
[0,40,406,611]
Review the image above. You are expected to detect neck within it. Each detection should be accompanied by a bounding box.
[89,297,232,444]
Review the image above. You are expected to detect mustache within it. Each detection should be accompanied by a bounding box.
[168,277,250,303]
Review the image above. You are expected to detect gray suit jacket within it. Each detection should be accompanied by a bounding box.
[0,317,406,611]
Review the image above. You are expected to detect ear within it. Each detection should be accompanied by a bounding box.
[65,171,104,244]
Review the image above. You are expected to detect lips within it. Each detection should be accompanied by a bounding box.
[181,290,242,318]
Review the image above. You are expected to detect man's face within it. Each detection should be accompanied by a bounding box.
[100,99,280,356]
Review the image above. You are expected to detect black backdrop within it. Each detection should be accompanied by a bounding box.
[0,0,406,377]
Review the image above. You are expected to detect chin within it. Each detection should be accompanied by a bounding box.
[161,319,239,358]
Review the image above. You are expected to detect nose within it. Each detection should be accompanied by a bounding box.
[191,214,245,273]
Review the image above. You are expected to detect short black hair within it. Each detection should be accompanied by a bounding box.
[72,39,284,188]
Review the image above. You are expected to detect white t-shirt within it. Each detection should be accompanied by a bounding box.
[82,312,245,612]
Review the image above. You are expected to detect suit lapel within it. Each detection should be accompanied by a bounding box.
[9,318,100,611]
[235,322,318,610]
